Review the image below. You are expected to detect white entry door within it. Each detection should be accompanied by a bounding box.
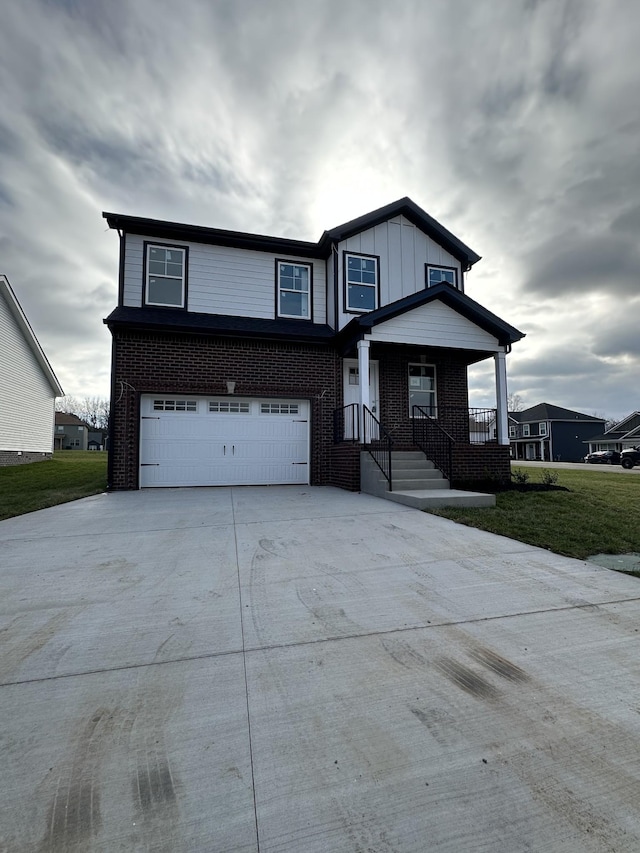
[139,395,309,487]
[342,359,380,439]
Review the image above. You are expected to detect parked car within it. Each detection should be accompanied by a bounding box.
[584,450,621,464]
[621,446,640,469]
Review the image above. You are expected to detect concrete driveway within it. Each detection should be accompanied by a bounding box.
[2,486,640,852]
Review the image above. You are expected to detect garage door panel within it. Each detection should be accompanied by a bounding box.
[139,396,309,487]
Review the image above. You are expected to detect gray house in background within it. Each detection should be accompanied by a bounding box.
[54,412,89,450]
[509,403,605,462]
[0,275,63,466]
[585,411,640,454]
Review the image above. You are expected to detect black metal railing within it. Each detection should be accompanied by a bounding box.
[412,405,454,480]
[424,407,497,444]
[466,408,498,444]
[333,403,360,443]
[363,405,393,491]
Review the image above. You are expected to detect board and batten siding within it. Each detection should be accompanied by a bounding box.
[337,214,462,330]
[0,292,56,452]
[365,301,501,351]
[123,234,327,323]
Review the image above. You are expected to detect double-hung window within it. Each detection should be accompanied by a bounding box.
[409,364,437,417]
[277,261,311,319]
[345,254,378,312]
[539,422,547,436]
[146,244,186,307]
[426,265,457,288]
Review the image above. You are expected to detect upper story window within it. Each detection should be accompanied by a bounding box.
[509,425,516,438]
[539,422,547,436]
[345,253,378,313]
[277,261,311,319]
[426,265,458,288]
[145,244,186,308]
[522,423,530,437]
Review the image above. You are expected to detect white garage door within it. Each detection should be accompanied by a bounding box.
[139,395,310,487]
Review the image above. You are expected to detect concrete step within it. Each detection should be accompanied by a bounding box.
[392,458,437,471]
[383,489,496,509]
[392,477,450,491]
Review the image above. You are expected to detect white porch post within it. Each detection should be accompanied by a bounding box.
[494,350,509,446]
[357,339,370,443]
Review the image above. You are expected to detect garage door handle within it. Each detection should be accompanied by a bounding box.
[142,416,160,420]
[223,445,226,455]
[141,463,159,466]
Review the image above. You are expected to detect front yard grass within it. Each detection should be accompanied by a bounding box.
[432,467,640,561]
[0,451,107,521]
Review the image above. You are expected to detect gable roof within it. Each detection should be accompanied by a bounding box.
[0,275,63,397]
[55,412,89,428]
[320,198,481,268]
[103,198,481,266]
[338,282,524,349]
[512,403,605,423]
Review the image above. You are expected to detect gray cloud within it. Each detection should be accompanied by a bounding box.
[0,0,638,419]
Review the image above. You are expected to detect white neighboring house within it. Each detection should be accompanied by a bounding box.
[0,275,64,465]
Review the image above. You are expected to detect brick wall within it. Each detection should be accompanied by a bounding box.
[110,330,341,489]
[0,450,52,467]
[329,442,361,491]
[451,444,511,485]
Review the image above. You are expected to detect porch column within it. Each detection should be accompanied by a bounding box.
[357,339,370,443]
[494,350,509,445]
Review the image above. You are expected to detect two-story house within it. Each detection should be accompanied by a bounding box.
[509,403,605,462]
[103,198,524,495]
[585,411,640,455]
[54,412,90,450]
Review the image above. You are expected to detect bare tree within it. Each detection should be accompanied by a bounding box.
[55,395,110,430]
[507,392,525,412]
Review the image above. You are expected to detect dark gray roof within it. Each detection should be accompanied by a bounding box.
[104,306,335,343]
[511,403,605,423]
[339,282,524,348]
[103,198,481,267]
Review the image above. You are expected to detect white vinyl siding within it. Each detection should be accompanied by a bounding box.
[123,234,326,323]
[365,301,501,351]
[0,291,56,452]
[336,215,461,329]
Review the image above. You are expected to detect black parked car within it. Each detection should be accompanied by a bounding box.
[584,450,621,464]
[621,446,640,469]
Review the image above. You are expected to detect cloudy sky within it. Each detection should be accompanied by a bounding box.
[1,0,638,420]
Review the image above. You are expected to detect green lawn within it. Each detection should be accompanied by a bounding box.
[432,466,640,561]
[0,451,108,521]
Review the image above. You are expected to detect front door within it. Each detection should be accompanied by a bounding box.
[342,359,380,439]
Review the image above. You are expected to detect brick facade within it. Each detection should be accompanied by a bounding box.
[109,330,505,490]
[0,450,52,467]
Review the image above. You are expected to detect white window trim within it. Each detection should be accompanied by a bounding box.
[145,244,186,308]
[345,253,378,313]
[276,260,312,320]
[509,425,516,438]
[408,363,437,418]
[539,422,547,436]
[523,424,530,436]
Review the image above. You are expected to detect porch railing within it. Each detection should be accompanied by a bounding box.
[412,405,454,480]
[363,405,393,491]
[333,403,360,443]
[428,407,498,445]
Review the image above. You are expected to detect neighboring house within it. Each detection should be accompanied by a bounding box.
[88,429,108,451]
[509,403,605,462]
[585,411,640,454]
[103,198,524,491]
[0,275,63,466]
[54,412,89,450]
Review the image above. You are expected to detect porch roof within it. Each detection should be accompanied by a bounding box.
[337,283,525,350]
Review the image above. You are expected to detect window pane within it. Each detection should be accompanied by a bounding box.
[348,284,376,311]
[280,264,293,277]
[149,247,165,262]
[280,290,308,317]
[348,256,361,271]
[362,259,375,272]
[166,262,182,277]
[348,269,362,283]
[148,277,183,306]
[362,271,376,284]
[148,260,165,275]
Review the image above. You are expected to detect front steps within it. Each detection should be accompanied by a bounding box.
[360,450,496,510]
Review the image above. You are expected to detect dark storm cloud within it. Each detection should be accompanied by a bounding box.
[525,233,640,297]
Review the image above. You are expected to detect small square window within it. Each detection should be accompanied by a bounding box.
[345,254,378,312]
[426,266,457,288]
